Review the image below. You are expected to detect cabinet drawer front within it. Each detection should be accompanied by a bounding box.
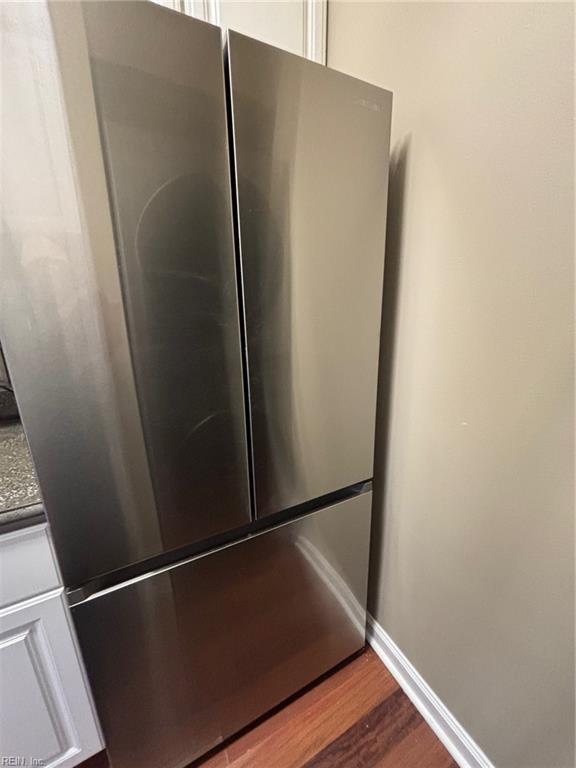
[0,524,60,609]
[0,592,102,768]
[73,491,372,768]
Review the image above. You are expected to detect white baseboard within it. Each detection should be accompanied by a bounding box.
[366,615,495,768]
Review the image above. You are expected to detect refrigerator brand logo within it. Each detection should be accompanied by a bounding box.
[354,98,382,113]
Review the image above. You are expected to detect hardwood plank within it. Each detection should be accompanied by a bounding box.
[301,688,421,768]
[374,721,459,768]
[222,652,397,768]
[78,751,109,768]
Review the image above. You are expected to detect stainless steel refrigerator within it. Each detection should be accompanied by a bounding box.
[1,2,392,766]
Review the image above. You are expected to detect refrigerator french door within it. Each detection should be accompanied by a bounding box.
[228,31,392,518]
[2,0,252,590]
[1,3,392,767]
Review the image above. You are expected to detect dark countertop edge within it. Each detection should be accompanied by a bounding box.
[0,502,46,534]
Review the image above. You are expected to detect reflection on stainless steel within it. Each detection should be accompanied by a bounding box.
[82,2,251,551]
[1,2,251,585]
[73,492,371,768]
[1,1,160,585]
[228,32,392,517]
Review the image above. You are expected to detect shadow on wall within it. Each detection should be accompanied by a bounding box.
[368,136,411,615]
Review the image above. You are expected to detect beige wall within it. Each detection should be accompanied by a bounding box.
[328,3,574,767]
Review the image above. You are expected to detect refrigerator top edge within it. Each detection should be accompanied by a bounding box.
[226,27,393,105]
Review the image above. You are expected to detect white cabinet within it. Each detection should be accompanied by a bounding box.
[0,525,102,768]
[0,524,60,608]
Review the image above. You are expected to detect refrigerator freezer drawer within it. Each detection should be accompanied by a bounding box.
[228,31,392,518]
[72,491,372,768]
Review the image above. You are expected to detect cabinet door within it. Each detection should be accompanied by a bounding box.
[0,591,102,768]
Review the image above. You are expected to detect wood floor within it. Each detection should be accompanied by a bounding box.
[82,649,458,768]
